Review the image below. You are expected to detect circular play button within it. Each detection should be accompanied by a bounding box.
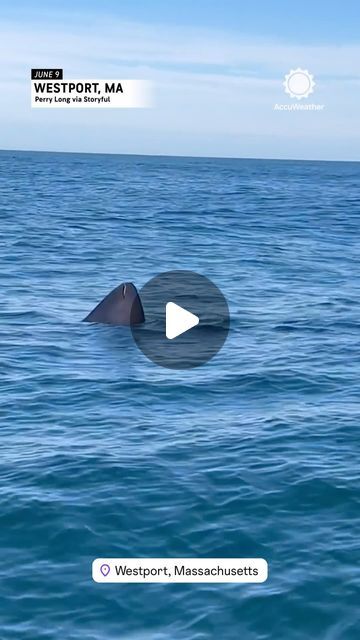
[131,271,230,369]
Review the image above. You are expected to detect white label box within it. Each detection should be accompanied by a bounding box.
[93,558,268,583]
[31,79,152,108]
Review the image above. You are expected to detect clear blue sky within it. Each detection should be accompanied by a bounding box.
[1,0,360,160]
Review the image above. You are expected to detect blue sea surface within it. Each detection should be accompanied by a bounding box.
[0,150,359,639]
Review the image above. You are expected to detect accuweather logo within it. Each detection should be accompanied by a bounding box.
[274,68,324,112]
[283,68,315,99]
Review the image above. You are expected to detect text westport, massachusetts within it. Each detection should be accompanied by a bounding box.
[92,558,268,583]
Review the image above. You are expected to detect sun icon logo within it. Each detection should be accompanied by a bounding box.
[283,68,315,100]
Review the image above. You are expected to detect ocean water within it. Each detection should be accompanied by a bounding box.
[0,150,359,639]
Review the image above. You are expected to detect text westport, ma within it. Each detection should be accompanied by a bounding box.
[31,79,151,108]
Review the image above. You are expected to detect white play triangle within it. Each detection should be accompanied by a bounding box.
[165,302,199,340]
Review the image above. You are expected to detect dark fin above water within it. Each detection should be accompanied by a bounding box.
[83,282,145,325]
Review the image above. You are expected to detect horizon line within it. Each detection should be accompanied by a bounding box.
[0,147,359,164]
